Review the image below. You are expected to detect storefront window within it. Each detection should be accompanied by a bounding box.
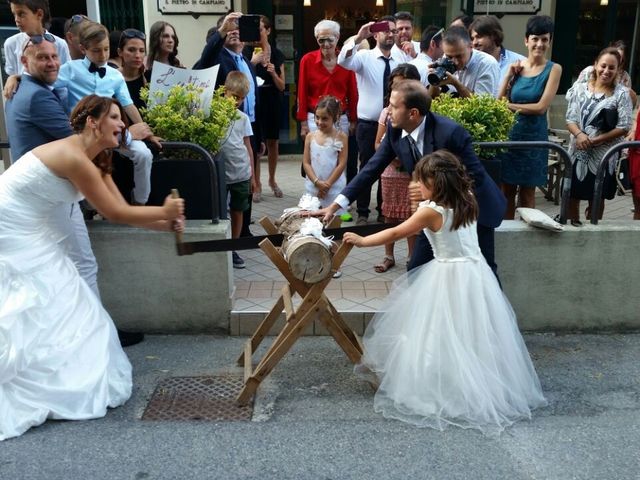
[555,0,639,93]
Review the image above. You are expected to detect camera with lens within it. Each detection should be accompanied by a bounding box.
[427,58,456,86]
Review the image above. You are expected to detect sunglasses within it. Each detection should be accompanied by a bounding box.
[317,37,336,44]
[70,14,89,25]
[22,32,55,53]
[432,27,444,42]
[121,29,146,41]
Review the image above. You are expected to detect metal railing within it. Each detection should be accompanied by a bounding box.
[591,140,640,225]
[474,141,573,224]
[158,142,227,223]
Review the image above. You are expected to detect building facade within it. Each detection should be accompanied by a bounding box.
[1,0,638,154]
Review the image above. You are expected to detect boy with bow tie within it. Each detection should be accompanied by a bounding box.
[55,21,158,205]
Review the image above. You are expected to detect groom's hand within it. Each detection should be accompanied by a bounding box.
[313,203,339,224]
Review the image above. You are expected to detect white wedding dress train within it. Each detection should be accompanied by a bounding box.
[357,201,547,434]
[0,152,132,441]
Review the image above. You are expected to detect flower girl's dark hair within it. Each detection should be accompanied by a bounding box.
[70,95,128,175]
[414,150,478,230]
[315,95,341,122]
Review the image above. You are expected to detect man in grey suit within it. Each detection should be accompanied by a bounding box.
[5,38,72,162]
[5,38,143,346]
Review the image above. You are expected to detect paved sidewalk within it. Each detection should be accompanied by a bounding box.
[233,155,634,318]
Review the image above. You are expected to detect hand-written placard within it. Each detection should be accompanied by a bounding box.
[148,61,219,114]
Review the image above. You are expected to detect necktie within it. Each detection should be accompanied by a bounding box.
[406,135,422,168]
[234,54,255,121]
[381,56,391,101]
[88,63,106,78]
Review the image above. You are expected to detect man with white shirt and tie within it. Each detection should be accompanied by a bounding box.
[338,16,402,225]
[319,80,506,277]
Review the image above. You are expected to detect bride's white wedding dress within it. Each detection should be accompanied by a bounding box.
[357,201,547,434]
[0,152,132,441]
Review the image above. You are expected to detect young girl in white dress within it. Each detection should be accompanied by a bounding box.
[302,96,347,213]
[344,150,547,434]
[0,95,184,441]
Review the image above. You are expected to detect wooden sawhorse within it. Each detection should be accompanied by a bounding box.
[236,218,364,405]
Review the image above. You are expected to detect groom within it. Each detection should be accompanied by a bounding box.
[319,80,506,275]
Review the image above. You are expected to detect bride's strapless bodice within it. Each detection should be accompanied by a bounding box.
[0,152,83,262]
[420,201,482,261]
[0,152,81,214]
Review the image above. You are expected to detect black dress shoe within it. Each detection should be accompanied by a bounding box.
[117,329,145,347]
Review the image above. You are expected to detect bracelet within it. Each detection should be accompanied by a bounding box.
[577,131,586,137]
[313,178,318,186]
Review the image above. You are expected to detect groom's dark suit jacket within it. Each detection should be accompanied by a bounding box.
[5,75,72,162]
[342,112,506,228]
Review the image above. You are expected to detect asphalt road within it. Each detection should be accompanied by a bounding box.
[1,334,639,480]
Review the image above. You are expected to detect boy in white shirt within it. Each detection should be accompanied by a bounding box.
[219,71,256,269]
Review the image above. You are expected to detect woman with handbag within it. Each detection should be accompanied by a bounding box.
[497,15,562,219]
[564,47,633,225]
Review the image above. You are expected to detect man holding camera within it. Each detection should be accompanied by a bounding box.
[338,16,402,225]
[427,26,500,99]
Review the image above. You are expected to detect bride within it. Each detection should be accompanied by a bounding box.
[0,95,184,441]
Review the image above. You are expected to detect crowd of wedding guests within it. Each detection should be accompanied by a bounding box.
[1,0,639,442]
[3,0,639,270]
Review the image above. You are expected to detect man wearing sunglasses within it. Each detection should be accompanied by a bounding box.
[5,37,99,313]
[5,37,143,347]
[6,37,70,161]
[3,0,70,99]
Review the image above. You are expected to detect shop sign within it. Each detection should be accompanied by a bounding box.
[467,0,542,14]
[158,0,232,15]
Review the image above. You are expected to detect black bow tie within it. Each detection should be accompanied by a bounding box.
[88,63,106,78]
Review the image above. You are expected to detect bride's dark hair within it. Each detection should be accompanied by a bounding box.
[70,95,129,175]
[413,150,478,230]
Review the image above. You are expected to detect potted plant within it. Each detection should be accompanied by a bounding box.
[140,83,237,154]
[430,94,516,181]
[139,83,238,221]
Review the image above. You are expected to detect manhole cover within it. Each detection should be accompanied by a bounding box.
[142,375,253,421]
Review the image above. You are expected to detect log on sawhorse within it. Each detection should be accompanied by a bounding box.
[235,217,364,405]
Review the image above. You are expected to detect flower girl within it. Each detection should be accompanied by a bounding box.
[344,150,547,434]
[302,96,347,213]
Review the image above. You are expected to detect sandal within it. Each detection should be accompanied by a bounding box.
[374,255,395,273]
[270,184,283,198]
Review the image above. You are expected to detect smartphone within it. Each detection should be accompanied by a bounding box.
[370,21,390,33]
[239,14,261,42]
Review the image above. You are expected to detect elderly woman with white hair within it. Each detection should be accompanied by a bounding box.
[296,20,359,219]
[297,21,359,133]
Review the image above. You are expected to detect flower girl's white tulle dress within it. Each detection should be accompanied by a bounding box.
[357,201,547,434]
[0,153,132,441]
